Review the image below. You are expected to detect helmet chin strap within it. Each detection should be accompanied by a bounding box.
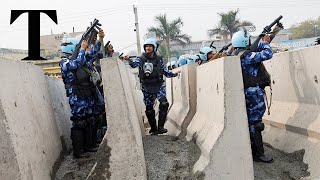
[145,51,155,58]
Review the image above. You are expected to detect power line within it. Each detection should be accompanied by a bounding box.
[139,4,320,11]
[2,9,131,32]
[118,42,137,51]
[138,0,320,7]
[0,7,131,28]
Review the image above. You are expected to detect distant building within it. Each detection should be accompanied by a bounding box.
[37,32,84,78]
[40,32,84,58]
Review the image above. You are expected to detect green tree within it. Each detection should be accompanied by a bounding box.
[208,9,254,39]
[290,17,320,39]
[147,14,191,62]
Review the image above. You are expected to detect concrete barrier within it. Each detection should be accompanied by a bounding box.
[185,57,254,180]
[126,66,146,138]
[166,64,197,137]
[87,58,147,180]
[0,59,63,180]
[46,77,72,151]
[262,46,320,179]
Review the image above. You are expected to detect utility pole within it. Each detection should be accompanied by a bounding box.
[133,5,141,54]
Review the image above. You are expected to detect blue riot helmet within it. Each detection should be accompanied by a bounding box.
[199,47,213,61]
[166,62,171,70]
[187,54,200,64]
[231,30,251,48]
[169,57,178,69]
[60,38,80,55]
[178,55,188,67]
[171,60,177,69]
[143,38,158,52]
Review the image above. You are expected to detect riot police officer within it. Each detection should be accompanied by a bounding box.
[198,47,214,65]
[124,38,179,135]
[60,37,103,158]
[231,24,282,163]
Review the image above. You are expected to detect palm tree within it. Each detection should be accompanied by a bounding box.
[208,9,254,39]
[148,14,191,62]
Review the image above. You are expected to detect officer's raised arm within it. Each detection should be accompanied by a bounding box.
[60,39,88,71]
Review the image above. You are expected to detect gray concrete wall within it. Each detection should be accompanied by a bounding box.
[185,57,254,180]
[262,46,320,179]
[166,64,197,137]
[166,75,173,112]
[46,77,72,150]
[126,67,146,138]
[0,59,63,180]
[87,58,147,180]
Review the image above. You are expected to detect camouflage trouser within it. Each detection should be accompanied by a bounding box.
[244,86,266,142]
[69,93,95,120]
[142,83,166,108]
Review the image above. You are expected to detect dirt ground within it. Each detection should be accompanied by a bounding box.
[54,137,309,180]
[144,136,310,180]
[54,152,96,180]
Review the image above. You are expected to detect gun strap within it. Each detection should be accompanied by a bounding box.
[82,66,93,75]
[264,84,272,115]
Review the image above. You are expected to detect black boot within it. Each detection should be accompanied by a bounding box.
[95,114,107,144]
[158,99,169,134]
[158,110,168,134]
[84,117,98,152]
[71,127,85,158]
[91,116,100,148]
[252,130,273,163]
[145,110,158,135]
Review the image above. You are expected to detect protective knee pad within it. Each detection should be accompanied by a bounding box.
[145,109,155,118]
[159,97,169,112]
[254,122,265,131]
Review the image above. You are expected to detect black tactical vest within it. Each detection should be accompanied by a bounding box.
[138,53,164,85]
[66,67,96,98]
[233,49,271,89]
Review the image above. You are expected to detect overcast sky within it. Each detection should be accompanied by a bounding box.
[1,0,319,53]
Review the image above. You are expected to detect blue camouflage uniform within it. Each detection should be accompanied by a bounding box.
[241,41,273,140]
[87,42,106,117]
[60,49,95,120]
[60,42,105,121]
[129,56,176,107]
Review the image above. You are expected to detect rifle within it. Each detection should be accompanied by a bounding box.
[240,15,283,59]
[70,19,102,60]
[119,53,136,60]
[218,43,232,53]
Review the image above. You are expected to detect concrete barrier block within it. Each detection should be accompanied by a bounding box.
[263,46,320,178]
[87,58,147,180]
[186,57,253,180]
[0,59,62,180]
[46,77,72,151]
[166,77,173,111]
[166,64,197,137]
[125,67,146,138]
